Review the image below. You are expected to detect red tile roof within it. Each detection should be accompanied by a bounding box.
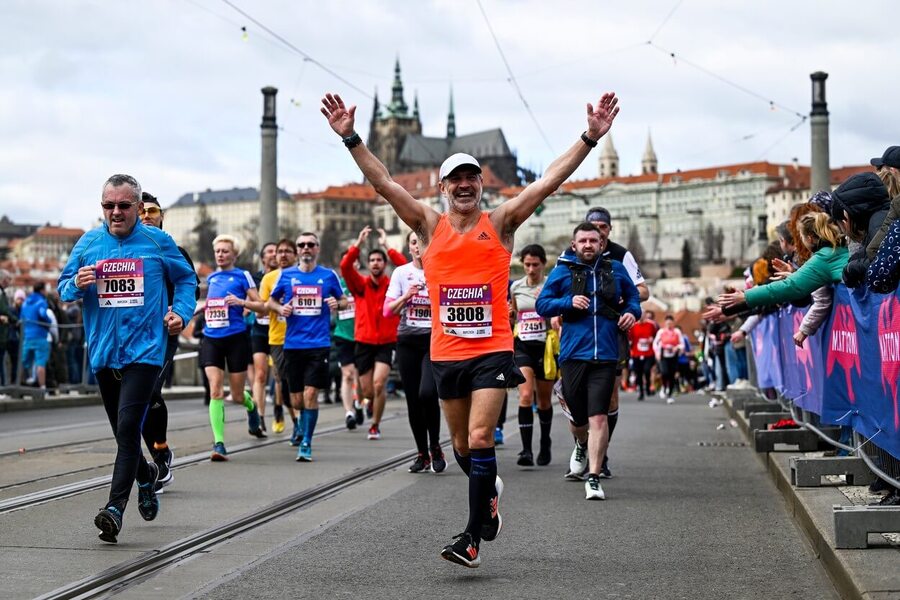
[294,165,508,203]
[33,226,84,238]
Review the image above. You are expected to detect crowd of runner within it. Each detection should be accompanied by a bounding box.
[56,92,900,568]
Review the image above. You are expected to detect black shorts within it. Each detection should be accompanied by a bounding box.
[560,359,617,426]
[431,351,525,399]
[335,337,356,368]
[514,338,553,381]
[283,348,330,392]
[355,342,395,375]
[251,334,270,355]
[201,333,252,373]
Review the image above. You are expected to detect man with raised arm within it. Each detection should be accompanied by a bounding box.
[321,90,619,568]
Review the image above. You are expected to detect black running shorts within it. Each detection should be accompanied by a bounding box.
[251,334,270,356]
[560,359,617,426]
[354,342,395,375]
[200,332,252,373]
[335,337,356,368]
[514,338,553,381]
[431,351,525,399]
[284,347,330,392]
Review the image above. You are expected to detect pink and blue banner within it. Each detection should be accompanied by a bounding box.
[752,285,900,460]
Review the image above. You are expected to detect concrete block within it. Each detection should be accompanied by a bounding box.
[749,411,791,432]
[754,428,820,453]
[790,456,877,487]
[833,505,900,549]
[744,401,781,417]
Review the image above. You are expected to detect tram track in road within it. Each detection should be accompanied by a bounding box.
[0,414,405,515]
[0,411,245,459]
[33,441,442,600]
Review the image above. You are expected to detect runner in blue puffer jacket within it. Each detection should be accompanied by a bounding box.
[58,174,197,544]
[536,222,640,501]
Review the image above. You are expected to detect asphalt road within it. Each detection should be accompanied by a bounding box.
[0,391,839,599]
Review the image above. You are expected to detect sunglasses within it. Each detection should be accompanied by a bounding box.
[101,201,136,211]
[140,206,161,217]
[296,242,318,249]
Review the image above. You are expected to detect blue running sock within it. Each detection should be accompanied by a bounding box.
[303,408,319,445]
[454,450,471,476]
[464,447,496,542]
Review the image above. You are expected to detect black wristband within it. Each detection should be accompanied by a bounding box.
[581,131,598,148]
[343,132,362,149]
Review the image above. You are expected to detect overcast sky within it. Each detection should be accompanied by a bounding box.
[2,0,895,230]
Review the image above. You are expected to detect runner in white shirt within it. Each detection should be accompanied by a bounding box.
[384,232,445,473]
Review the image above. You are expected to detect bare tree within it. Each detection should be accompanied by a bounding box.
[703,223,716,261]
[680,239,693,277]
[626,224,646,265]
[191,202,217,265]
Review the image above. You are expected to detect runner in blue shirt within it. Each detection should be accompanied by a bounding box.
[265,231,345,462]
[202,234,266,462]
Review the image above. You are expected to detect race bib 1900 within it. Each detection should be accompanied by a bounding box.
[439,284,492,338]
[96,259,144,308]
[407,292,432,329]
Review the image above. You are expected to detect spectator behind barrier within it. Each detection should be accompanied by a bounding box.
[829,172,890,287]
[866,146,900,259]
[718,212,848,314]
[866,150,900,293]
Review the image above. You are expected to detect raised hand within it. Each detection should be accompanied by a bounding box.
[586,93,620,140]
[717,290,745,308]
[355,226,372,248]
[321,93,356,138]
[377,227,388,247]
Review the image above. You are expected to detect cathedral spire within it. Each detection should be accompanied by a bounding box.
[413,91,420,120]
[641,130,658,175]
[447,86,456,139]
[599,133,619,178]
[371,87,380,125]
[387,56,408,116]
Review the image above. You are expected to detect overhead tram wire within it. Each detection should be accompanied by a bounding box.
[218,0,372,99]
[646,41,808,121]
[754,117,807,160]
[647,0,686,43]
[476,0,555,155]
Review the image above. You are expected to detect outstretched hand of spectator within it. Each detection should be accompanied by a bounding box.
[793,331,807,348]
[702,305,726,323]
[717,290,745,308]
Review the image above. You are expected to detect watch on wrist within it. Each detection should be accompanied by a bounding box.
[581,131,598,148]
[343,132,363,149]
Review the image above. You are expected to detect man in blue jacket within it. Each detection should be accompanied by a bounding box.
[536,223,640,500]
[59,174,197,543]
[21,281,53,392]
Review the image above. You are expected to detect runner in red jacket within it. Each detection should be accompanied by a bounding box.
[340,226,407,440]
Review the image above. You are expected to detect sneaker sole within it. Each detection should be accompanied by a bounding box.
[431,463,446,474]
[440,548,480,568]
[296,455,312,462]
[564,471,586,481]
[585,492,606,500]
[210,452,228,462]
[94,513,120,543]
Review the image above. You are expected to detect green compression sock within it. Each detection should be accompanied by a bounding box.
[209,398,226,443]
[243,390,255,411]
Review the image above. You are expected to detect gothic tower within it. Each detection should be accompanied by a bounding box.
[366,58,422,174]
[641,131,658,175]
[599,134,619,179]
[447,87,456,139]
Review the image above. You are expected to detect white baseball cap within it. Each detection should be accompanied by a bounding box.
[439,153,481,180]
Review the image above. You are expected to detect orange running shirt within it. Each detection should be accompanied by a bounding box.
[420,212,513,361]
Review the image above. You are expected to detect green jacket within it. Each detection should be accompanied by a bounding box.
[745,245,849,308]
